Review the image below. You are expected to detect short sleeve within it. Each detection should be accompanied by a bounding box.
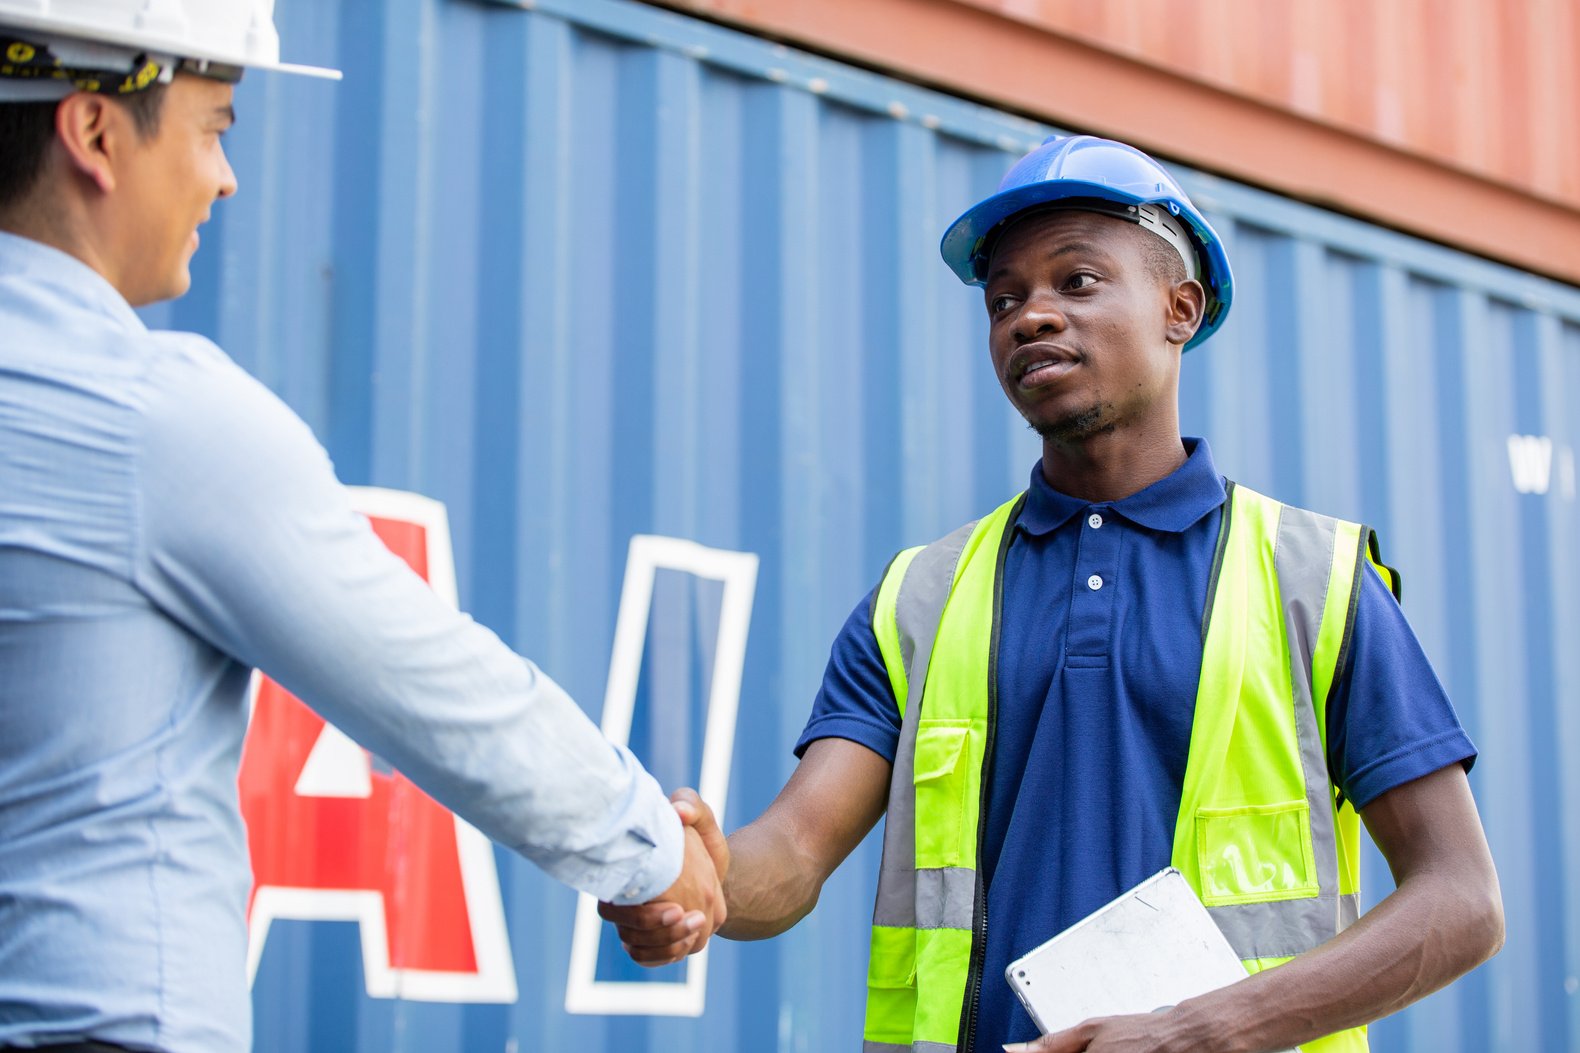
[1326,562,1477,810]
[793,586,904,763]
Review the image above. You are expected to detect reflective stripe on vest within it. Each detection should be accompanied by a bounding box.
[866,503,1018,1051]
[864,482,1388,1053]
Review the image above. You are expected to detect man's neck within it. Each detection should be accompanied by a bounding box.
[1039,428,1188,503]
[1,193,120,295]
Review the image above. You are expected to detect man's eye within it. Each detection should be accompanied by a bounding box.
[989,294,1016,313]
[1065,273,1097,290]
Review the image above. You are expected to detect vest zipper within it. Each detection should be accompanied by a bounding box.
[956,705,995,1053]
[956,498,1021,1053]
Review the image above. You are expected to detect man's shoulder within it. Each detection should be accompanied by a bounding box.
[132,329,292,426]
[871,492,1029,632]
[1227,483,1398,594]
[1227,481,1371,531]
[898,492,1028,561]
[0,273,241,390]
[126,324,244,379]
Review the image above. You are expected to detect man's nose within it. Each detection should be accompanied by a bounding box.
[1014,291,1066,340]
[216,147,239,200]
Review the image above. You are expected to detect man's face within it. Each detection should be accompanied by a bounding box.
[113,74,237,306]
[982,209,1195,446]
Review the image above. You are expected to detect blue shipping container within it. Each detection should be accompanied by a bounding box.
[137,0,1580,1049]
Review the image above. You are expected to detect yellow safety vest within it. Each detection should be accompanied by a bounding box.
[862,482,1396,1053]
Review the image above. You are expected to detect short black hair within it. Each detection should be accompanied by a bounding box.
[1139,231,1188,287]
[0,85,166,215]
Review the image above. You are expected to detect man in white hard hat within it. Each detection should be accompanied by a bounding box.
[0,4,726,1051]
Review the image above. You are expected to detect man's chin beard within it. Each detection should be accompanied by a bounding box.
[1030,404,1113,444]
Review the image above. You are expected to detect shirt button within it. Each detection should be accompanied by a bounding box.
[1087,513,1103,529]
[1087,574,1103,591]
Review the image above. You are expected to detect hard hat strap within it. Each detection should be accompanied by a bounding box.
[1132,204,1201,283]
[175,57,243,85]
[0,32,241,102]
[981,198,1201,284]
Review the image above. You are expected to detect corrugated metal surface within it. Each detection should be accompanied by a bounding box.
[139,0,1580,1049]
[697,0,1580,215]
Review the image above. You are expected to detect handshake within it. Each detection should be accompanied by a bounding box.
[598,788,731,966]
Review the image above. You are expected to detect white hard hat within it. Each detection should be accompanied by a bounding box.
[0,0,339,101]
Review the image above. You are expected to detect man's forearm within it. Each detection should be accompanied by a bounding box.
[1170,864,1503,1053]
[717,738,891,940]
[718,817,829,940]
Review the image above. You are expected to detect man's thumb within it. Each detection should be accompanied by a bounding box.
[671,788,729,879]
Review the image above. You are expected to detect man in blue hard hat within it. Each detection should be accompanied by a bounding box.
[604,134,1503,1053]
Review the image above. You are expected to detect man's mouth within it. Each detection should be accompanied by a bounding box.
[1011,343,1079,389]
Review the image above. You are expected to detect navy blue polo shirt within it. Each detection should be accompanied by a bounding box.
[796,439,1476,1050]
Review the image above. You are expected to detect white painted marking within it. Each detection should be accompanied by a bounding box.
[564,535,759,1018]
[246,487,517,1004]
[1507,434,1555,495]
[294,724,372,798]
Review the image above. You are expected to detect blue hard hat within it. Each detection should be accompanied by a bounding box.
[940,135,1233,351]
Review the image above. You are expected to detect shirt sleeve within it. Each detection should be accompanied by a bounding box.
[793,586,903,763]
[1326,561,1477,811]
[128,336,681,905]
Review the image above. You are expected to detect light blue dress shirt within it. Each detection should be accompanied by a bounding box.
[0,232,683,1052]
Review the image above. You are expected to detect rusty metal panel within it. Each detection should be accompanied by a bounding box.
[934,0,1580,208]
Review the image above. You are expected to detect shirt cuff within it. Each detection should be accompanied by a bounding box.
[592,793,685,906]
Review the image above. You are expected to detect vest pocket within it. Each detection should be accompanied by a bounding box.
[865,924,919,1044]
[913,719,972,869]
[1194,800,1319,905]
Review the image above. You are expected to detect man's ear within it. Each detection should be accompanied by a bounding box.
[1163,278,1207,348]
[53,92,126,194]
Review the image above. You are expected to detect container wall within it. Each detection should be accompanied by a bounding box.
[147,0,1580,1049]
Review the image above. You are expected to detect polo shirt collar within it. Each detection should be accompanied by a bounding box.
[1017,437,1227,536]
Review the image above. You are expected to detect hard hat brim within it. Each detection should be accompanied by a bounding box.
[244,59,342,81]
[941,179,1158,286]
[0,12,341,81]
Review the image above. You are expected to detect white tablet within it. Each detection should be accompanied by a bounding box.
[1005,868,1291,1051]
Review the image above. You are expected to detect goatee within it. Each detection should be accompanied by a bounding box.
[1030,403,1114,444]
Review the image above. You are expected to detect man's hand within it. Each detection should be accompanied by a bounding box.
[598,789,729,966]
[672,787,730,892]
[601,739,888,962]
[1003,1010,1197,1052]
